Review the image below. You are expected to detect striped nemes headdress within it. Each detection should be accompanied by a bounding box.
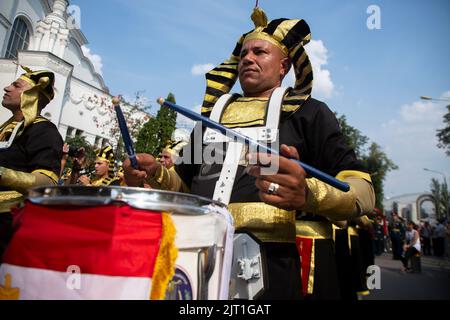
[96,145,116,175]
[19,66,55,102]
[18,66,55,128]
[201,6,313,115]
[162,140,188,158]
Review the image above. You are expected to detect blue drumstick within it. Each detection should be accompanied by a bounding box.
[112,97,138,169]
[157,97,350,192]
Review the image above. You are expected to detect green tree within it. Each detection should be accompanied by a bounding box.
[136,92,178,155]
[336,114,369,158]
[361,143,398,210]
[437,105,450,156]
[336,114,398,211]
[430,178,450,220]
[135,117,159,155]
[156,92,178,152]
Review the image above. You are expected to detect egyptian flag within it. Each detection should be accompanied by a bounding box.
[0,202,177,300]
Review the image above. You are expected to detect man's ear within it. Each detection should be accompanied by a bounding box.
[280,57,291,78]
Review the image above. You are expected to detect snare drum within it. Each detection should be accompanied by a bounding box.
[0,186,233,300]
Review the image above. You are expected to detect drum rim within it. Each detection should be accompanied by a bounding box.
[28,186,226,215]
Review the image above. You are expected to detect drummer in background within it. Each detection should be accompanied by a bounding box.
[123,5,375,299]
[159,146,175,169]
[0,66,63,262]
[143,140,190,192]
[78,146,120,186]
[159,140,188,169]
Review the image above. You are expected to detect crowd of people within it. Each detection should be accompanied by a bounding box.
[371,210,449,272]
[1,4,447,300]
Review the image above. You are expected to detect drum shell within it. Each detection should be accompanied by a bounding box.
[0,186,233,300]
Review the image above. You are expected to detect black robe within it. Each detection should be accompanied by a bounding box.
[0,118,63,261]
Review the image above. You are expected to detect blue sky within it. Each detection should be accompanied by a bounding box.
[71,0,450,198]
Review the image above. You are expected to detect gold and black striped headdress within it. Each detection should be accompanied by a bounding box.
[162,140,188,157]
[19,66,55,101]
[18,66,55,127]
[96,145,115,175]
[0,66,55,144]
[201,6,313,115]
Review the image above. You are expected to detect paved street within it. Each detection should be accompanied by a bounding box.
[365,253,450,300]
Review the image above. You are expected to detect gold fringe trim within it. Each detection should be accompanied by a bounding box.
[150,212,178,300]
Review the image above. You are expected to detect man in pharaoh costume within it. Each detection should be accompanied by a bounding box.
[158,140,188,170]
[78,146,121,186]
[0,67,63,262]
[123,6,375,299]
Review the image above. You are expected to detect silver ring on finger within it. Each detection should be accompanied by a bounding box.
[267,182,280,195]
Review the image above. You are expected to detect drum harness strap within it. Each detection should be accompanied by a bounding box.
[203,87,289,205]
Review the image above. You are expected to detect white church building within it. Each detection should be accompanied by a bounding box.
[0,0,147,148]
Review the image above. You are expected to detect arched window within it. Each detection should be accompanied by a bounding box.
[5,17,30,59]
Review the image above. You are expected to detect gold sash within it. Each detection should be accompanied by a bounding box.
[227,202,296,243]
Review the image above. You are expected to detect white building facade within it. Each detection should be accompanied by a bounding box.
[0,0,145,148]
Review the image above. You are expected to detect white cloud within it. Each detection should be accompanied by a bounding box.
[399,101,442,124]
[283,40,334,99]
[81,45,103,75]
[441,90,450,100]
[191,63,214,76]
[384,101,444,149]
[306,40,334,99]
[377,93,449,197]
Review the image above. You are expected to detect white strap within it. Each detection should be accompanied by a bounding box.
[207,88,288,205]
[204,93,233,143]
[0,121,24,150]
[265,86,289,133]
[212,141,244,205]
